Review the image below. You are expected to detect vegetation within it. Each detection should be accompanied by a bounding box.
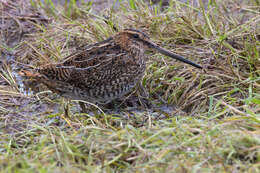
[0,0,259,172]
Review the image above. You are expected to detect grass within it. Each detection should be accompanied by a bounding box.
[0,0,260,172]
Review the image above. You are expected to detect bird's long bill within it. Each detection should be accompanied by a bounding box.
[149,42,202,69]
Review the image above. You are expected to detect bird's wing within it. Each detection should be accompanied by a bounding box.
[37,42,134,90]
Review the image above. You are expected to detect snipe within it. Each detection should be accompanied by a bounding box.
[20,29,202,108]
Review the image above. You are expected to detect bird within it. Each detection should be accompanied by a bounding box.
[19,29,202,111]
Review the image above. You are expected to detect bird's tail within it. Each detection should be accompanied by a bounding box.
[18,70,42,78]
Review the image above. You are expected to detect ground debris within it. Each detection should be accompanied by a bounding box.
[0,0,50,47]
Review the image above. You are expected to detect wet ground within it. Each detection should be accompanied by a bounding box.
[1,0,198,135]
[0,0,219,133]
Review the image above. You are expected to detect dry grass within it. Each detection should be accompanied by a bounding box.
[0,0,259,172]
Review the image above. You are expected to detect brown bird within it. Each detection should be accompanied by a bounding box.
[20,29,202,110]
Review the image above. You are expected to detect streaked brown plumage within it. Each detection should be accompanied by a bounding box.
[20,29,202,105]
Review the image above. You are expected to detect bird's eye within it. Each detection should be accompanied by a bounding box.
[133,34,139,39]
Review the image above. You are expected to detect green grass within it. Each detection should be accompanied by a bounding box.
[0,0,260,172]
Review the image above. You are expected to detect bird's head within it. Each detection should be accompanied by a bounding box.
[113,29,202,69]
